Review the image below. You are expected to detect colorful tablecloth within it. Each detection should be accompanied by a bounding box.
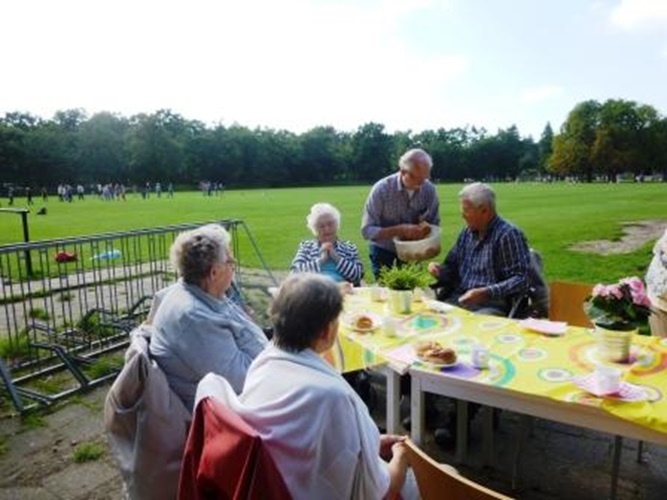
[328,287,667,435]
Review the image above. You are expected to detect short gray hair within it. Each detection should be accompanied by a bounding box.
[399,148,433,172]
[306,203,341,236]
[170,224,230,285]
[270,274,343,353]
[459,182,496,211]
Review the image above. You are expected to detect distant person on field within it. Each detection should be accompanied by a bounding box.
[428,182,531,316]
[291,203,364,286]
[41,187,48,202]
[167,182,174,198]
[77,184,85,200]
[8,186,14,206]
[156,181,162,198]
[361,148,440,279]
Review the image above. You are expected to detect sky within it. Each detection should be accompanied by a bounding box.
[1,0,666,139]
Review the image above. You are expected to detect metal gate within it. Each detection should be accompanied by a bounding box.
[0,219,276,412]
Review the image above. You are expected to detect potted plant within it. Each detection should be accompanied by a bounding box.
[378,263,430,314]
[584,276,653,362]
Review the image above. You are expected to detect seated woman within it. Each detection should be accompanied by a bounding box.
[150,224,268,411]
[195,274,413,499]
[290,203,364,286]
[646,228,667,337]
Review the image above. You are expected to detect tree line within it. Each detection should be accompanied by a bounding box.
[1,99,665,189]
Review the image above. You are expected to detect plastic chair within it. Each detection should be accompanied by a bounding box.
[405,439,513,500]
[548,281,593,327]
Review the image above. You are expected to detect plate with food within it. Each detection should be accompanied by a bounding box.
[413,340,458,368]
[343,312,382,333]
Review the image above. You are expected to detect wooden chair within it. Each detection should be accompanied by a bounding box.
[548,280,594,327]
[404,439,513,500]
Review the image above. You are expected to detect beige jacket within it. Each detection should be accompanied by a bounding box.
[104,325,191,500]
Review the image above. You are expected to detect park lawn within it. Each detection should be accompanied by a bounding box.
[0,182,664,284]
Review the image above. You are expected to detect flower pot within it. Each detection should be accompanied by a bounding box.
[595,325,636,363]
[388,289,413,314]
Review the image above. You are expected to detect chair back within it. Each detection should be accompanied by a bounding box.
[509,249,549,319]
[548,281,594,328]
[104,325,192,500]
[179,396,290,500]
[404,439,513,500]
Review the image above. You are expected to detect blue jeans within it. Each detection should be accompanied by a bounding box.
[369,245,401,280]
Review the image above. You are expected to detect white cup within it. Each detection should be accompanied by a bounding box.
[370,286,386,302]
[382,317,397,338]
[471,344,489,369]
[595,365,622,394]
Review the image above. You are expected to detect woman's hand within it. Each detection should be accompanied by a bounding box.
[380,434,406,461]
[319,242,332,263]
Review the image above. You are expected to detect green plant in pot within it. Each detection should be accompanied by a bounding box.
[378,263,430,314]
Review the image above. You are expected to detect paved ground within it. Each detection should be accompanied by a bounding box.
[1,374,665,499]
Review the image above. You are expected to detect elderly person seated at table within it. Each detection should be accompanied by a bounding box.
[149,224,268,411]
[646,228,667,337]
[428,182,531,316]
[290,202,364,286]
[195,273,416,499]
[427,182,532,447]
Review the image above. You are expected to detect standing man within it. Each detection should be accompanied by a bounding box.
[361,148,440,279]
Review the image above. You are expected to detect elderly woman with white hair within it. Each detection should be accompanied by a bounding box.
[149,224,268,411]
[290,202,364,285]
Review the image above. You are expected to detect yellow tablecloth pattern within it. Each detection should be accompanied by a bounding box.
[327,288,667,435]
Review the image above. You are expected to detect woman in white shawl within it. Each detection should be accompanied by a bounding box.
[646,228,667,337]
[196,273,412,499]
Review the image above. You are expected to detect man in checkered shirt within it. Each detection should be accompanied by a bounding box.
[361,148,441,279]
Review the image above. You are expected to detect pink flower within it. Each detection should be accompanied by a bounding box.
[608,285,624,300]
[621,277,645,294]
[621,277,652,307]
[586,276,652,331]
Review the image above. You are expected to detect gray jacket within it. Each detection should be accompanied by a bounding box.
[150,280,268,410]
[104,326,191,500]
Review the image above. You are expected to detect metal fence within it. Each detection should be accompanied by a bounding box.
[0,219,276,412]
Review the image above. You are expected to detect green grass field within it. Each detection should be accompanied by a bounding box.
[1,182,665,284]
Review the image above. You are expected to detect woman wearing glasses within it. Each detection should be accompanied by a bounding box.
[150,224,268,411]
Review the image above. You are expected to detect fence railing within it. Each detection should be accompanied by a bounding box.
[0,219,277,412]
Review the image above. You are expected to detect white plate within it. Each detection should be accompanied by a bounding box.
[518,318,567,336]
[423,300,454,314]
[342,312,382,333]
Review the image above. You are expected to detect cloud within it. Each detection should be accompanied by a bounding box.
[610,0,667,31]
[521,85,564,104]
